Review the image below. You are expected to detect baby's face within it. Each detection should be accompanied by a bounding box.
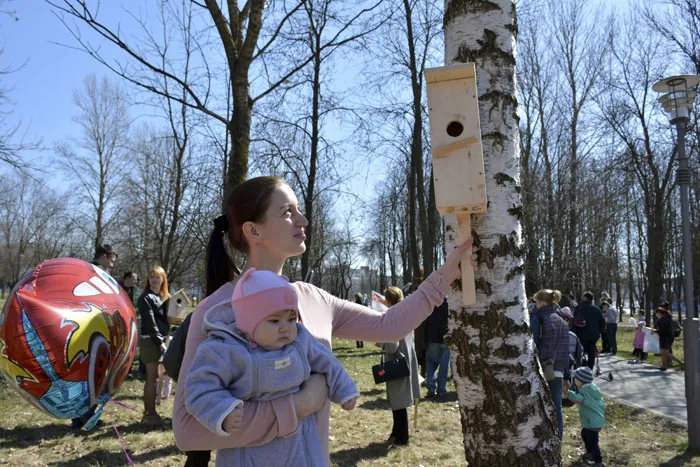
[253,309,298,350]
[575,378,583,388]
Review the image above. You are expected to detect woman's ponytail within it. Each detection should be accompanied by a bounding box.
[205,215,238,297]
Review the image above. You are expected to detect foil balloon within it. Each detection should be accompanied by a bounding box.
[0,258,138,428]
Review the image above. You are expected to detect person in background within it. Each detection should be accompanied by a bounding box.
[139,265,171,425]
[424,298,450,401]
[632,320,647,363]
[574,291,606,370]
[568,293,578,310]
[564,367,606,467]
[91,243,117,272]
[601,301,618,355]
[528,296,536,314]
[378,287,420,447]
[118,271,145,377]
[530,289,569,440]
[654,307,683,371]
[118,271,139,304]
[157,333,173,404]
[354,293,365,348]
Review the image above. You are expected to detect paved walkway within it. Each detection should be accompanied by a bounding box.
[595,354,687,425]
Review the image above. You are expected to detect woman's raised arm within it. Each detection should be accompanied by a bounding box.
[329,240,475,343]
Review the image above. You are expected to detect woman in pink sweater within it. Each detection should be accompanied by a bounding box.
[172,176,474,465]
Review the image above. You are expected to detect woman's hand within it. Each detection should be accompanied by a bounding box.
[294,373,328,419]
[436,239,477,283]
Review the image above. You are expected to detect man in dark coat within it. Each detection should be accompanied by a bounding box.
[118,271,139,304]
[424,298,450,400]
[574,291,606,370]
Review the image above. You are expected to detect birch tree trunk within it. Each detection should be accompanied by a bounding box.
[444,1,561,464]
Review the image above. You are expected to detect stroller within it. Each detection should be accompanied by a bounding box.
[576,342,613,382]
[590,345,614,382]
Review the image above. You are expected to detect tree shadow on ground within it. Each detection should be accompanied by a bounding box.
[360,388,385,397]
[359,398,391,410]
[0,423,75,449]
[334,350,382,359]
[330,441,391,467]
[425,392,458,404]
[46,445,182,467]
[111,393,143,401]
[658,449,700,466]
[88,419,174,440]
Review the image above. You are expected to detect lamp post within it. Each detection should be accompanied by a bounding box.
[653,74,700,451]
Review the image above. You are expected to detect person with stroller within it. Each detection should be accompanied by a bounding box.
[530,289,570,440]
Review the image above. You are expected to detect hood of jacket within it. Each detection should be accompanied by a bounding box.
[201,299,250,346]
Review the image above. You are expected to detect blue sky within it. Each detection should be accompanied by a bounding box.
[2,2,374,201]
[4,1,111,173]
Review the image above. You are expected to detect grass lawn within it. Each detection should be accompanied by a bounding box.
[0,336,697,466]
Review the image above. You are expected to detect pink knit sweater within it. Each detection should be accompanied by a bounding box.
[172,271,450,463]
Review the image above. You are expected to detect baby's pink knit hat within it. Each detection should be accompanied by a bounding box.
[232,268,299,335]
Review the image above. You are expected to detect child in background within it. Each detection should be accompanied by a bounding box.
[185,268,360,466]
[632,321,647,363]
[156,334,173,404]
[564,367,606,467]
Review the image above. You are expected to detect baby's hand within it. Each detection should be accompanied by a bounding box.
[223,405,244,432]
[563,380,570,392]
[342,397,358,411]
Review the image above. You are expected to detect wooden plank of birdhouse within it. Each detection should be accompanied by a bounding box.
[432,137,479,158]
[425,63,476,83]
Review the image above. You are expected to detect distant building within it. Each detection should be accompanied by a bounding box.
[349,266,378,298]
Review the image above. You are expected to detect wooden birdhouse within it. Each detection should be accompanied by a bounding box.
[425,63,486,305]
[166,288,191,324]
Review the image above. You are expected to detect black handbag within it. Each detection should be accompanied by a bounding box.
[372,348,410,384]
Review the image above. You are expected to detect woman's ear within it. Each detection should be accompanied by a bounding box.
[242,221,262,245]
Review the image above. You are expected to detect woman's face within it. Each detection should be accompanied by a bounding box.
[149,272,163,292]
[252,185,308,259]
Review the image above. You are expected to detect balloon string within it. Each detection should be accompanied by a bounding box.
[110,399,136,411]
[107,400,135,466]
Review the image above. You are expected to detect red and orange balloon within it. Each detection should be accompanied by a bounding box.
[0,258,137,425]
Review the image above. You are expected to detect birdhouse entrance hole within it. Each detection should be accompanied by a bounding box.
[446,121,464,137]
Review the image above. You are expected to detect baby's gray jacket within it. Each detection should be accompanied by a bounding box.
[184,305,359,466]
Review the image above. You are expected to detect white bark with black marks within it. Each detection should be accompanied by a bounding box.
[444,0,561,464]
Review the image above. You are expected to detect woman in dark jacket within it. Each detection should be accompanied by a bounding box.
[139,265,171,425]
[530,289,569,440]
[654,307,683,371]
